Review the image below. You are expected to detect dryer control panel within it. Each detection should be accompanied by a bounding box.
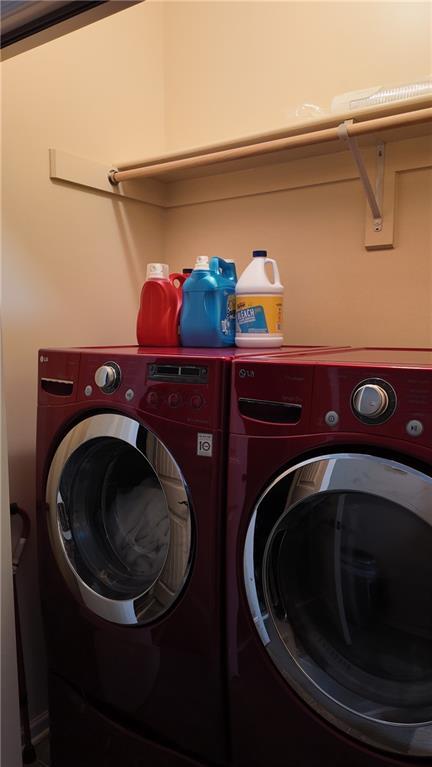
[312,363,432,447]
[231,348,432,448]
[230,361,314,437]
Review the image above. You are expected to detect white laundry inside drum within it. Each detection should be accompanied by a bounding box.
[107,478,170,580]
[59,436,172,601]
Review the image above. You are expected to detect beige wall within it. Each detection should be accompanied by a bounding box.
[164,1,431,152]
[2,0,165,725]
[2,0,431,732]
[1,361,21,767]
[164,157,432,347]
[163,1,431,346]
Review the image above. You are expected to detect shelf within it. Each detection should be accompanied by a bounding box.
[49,95,432,251]
[111,96,432,184]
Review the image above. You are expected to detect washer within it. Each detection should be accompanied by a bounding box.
[37,346,231,766]
[36,344,333,767]
[227,347,432,767]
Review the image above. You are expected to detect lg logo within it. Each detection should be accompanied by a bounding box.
[239,368,255,379]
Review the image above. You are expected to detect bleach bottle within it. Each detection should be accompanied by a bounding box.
[136,263,186,346]
[235,250,283,347]
[180,256,237,347]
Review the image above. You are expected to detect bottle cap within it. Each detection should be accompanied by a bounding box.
[252,250,267,258]
[194,256,210,270]
[146,263,169,280]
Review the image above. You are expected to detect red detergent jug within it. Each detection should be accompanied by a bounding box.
[136,263,186,346]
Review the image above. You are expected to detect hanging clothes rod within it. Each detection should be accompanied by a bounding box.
[108,107,432,185]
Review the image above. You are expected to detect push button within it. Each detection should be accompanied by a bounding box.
[191,395,204,409]
[325,411,339,427]
[406,419,424,437]
[147,391,159,406]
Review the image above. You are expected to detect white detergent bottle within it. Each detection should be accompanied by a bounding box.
[235,250,284,348]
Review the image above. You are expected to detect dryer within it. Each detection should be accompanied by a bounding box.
[36,344,331,767]
[227,347,432,766]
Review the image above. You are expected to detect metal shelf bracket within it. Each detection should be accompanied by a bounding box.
[338,120,384,232]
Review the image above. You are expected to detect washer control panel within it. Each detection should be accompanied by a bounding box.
[74,351,223,429]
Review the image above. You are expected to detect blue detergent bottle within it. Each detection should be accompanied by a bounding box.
[180,256,237,347]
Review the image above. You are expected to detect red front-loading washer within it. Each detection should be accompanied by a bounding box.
[36,344,335,767]
[37,346,231,767]
[227,347,432,767]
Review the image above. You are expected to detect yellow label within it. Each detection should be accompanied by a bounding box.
[236,295,282,335]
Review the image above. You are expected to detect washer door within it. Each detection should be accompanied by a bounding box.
[244,453,432,756]
[46,414,192,625]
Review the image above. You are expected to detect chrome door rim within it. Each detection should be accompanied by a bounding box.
[46,413,192,625]
[244,452,432,756]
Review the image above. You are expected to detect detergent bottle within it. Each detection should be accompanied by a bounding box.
[180,256,237,347]
[136,263,186,346]
[235,250,284,347]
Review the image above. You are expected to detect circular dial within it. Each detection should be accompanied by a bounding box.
[352,384,389,418]
[351,378,396,425]
[94,362,121,393]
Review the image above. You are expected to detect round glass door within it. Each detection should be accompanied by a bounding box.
[244,453,432,756]
[46,414,192,625]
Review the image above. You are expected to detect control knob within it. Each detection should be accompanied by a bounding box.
[94,362,121,393]
[352,384,389,419]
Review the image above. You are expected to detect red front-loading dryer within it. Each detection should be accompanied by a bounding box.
[227,347,432,767]
[36,344,334,767]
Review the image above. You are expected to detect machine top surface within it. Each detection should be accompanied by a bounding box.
[252,347,432,367]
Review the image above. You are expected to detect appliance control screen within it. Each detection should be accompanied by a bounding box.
[148,364,208,384]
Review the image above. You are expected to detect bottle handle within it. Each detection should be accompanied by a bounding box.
[209,256,221,274]
[264,258,281,286]
[210,257,237,281]
[170,273,187,292]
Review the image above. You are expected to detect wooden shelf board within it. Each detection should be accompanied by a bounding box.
[114,95,432,185]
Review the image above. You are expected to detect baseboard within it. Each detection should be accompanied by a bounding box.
[28,710,49,745]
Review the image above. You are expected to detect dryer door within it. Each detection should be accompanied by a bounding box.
[245,453,432,757]
[46,413,192,625]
